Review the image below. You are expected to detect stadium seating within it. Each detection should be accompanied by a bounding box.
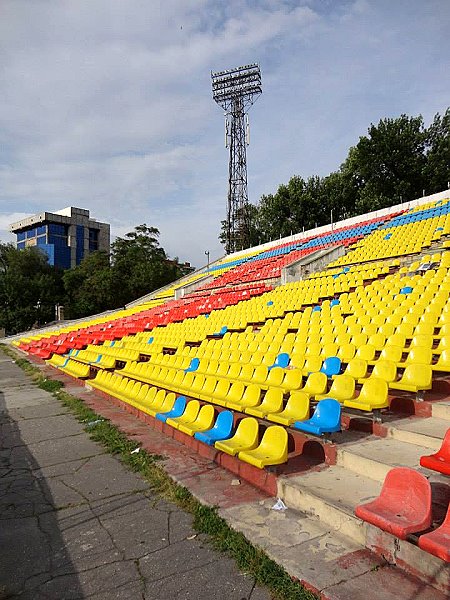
[355,467,432,539]
[418,504,450,562]
[420,428,450,475]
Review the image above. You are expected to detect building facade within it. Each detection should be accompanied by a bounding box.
[10,207,110,269]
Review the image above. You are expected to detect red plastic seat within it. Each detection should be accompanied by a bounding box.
[355,467,432,539]
[420,429,450,476]
[418,503,450,562]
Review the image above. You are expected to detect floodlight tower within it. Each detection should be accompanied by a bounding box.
[211,64,262,253]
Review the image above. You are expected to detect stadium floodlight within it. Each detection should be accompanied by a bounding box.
[211,64,262,253]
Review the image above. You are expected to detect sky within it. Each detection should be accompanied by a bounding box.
[0,0,449,268]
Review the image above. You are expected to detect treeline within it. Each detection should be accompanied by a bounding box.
[221,109,450,246]
[0,225,192,335]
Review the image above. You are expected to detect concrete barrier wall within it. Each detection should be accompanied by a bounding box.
[281,245,346,284]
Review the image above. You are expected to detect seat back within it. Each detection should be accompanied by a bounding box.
[371,360,397,383]
[258,426,288,460]
[345,358,367,379]
[212,410,234,436]
[358,378,389,409]
[285,391,310,421]
[234,417,259,445]
[320,356,341,377]
[311,399,341,429]
[379,467,432,517]
[401,364,432,388]
[261,387,284,412]
[303,371,328,395]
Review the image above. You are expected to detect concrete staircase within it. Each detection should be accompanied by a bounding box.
[276,400,450,594]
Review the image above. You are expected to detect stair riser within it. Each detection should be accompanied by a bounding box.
[336,449,391,483]
[387,427,442,450]
[366,525,450,595]
[277,479,366,545]
[432,402,450,421]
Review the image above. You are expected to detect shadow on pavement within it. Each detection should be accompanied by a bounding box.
[0,388,83,599]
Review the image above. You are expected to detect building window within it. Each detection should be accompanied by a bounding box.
[88,228,99,251]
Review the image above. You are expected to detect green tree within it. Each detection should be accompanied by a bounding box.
[110,224,181,306]
[63,250,112,319]
[351,114,427,212]
[424,108,450,194]
[0,243,63,334]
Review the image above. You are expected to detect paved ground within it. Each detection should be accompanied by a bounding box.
[0,354,270,600]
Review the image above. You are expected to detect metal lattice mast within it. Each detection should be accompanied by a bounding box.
[211,64,262,253]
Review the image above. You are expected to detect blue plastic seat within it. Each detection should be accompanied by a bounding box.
[330,299,340,307]
[184,357,200,373]
[293,399,341,435]
[147,337,154,344]
[320,356,341,377]
[213,326,228,337]
[268,352,290,370]
[155,396,187,422]
[400,286,413,294]
[194,410,234,445]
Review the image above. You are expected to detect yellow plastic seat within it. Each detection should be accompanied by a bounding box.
[215,417,259,456]
[301,356,323,376]
[262,367,285,389]
[238,426,288,469]
[390,364,432,393]
[299,372,328,398]
[316,374,356,402]
[135,385,157,409]
[147,391,176,417]
[218,381,245,408]
[211,378,231,405]
[199,375,218,401]
[432,350,450,372]
[359,360,397,385]
[251,365,269,385]
[344,378,389,411]
[355,344,376,362]
[142,389,168,415]
[337,343,356,362]
[177,404,215,436]
[279,369,303,393]
[166,399,201,429]
[267,391,310,425]
[409,334,434,349]
[340,358,367,380]
[402,347,432,366]
[246,387,284,418]
[370,345,403,366]
[226,383,261,411]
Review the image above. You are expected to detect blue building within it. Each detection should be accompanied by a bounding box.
[10,207,110,269]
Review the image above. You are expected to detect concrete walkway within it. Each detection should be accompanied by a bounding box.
[0,354,270,600]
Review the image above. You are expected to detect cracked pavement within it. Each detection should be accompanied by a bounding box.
[0,355,269,600]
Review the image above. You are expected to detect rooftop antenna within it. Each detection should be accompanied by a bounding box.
[211,63,262,253]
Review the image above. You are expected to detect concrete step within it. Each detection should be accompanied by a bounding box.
[336,437,430,482]
[277,464,450,595]
[431,400,450,421]
[278,465,380,545]
[220,495,449,600]
[385,416,448,450]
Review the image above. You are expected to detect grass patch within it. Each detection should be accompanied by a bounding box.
[2,344,316,600]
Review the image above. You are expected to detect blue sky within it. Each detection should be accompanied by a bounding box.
[0,0,449,267]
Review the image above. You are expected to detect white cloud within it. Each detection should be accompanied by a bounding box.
[0,0,449,266]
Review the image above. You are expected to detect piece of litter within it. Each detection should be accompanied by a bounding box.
[86,419,103,427]
[131,447,140,454]
[231,479,241,486]
[187,534,197,540]
[271,498,287,511]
